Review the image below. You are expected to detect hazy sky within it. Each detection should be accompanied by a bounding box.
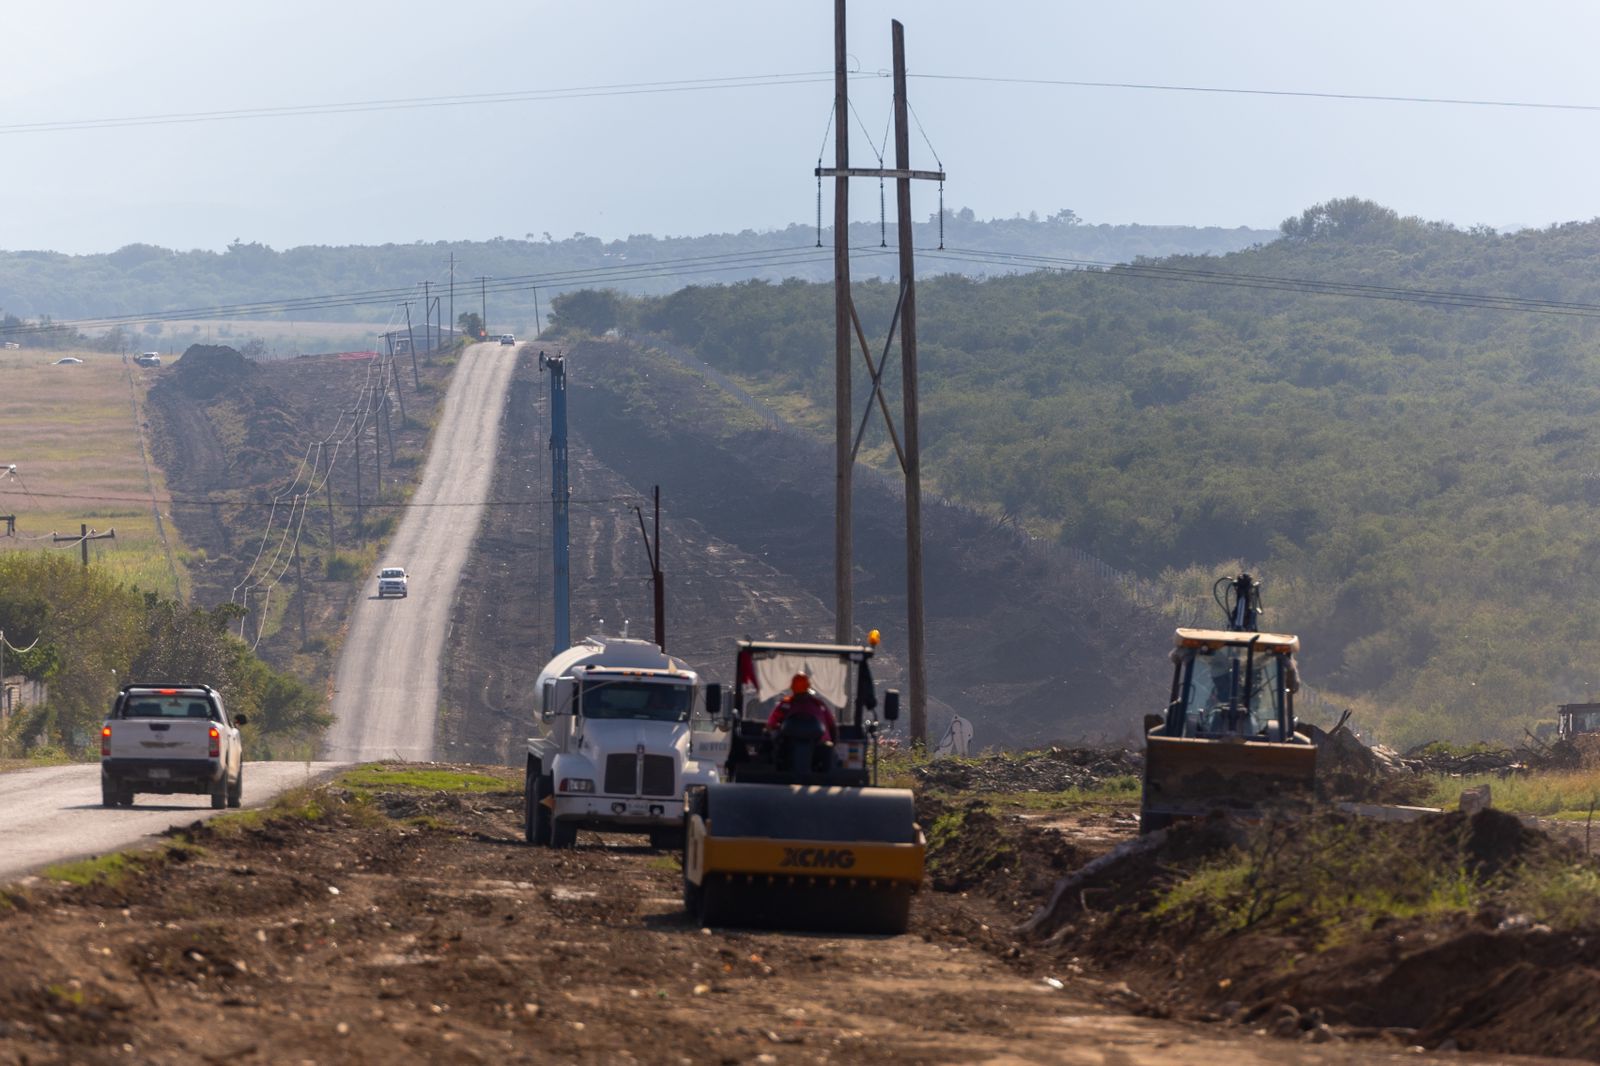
[4,1,1599,254]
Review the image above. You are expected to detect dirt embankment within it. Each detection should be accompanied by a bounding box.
[146,345,454,685]
[442,339,1172,760]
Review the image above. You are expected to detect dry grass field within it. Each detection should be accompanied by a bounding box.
[0,348,187,597]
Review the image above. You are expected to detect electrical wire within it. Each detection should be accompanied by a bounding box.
[0,71,869,136]
[906,72,1600,115]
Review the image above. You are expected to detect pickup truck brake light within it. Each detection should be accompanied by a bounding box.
[158,688,178,695]
[208,726,220,757]
[101,725,111,757]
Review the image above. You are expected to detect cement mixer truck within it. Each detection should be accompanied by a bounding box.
[524,636,727,849]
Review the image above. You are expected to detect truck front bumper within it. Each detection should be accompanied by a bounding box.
[552,794,679,832]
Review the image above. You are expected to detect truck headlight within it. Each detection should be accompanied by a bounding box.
[559,777,594,793]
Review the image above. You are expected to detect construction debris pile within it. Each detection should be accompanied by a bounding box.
[1396,734,1586,776]
[912,747,1141,794]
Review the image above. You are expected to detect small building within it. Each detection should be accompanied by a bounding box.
[1,675,46,723]
[381,324,459,356]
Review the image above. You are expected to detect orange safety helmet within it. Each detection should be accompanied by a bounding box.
[790,673,810,694]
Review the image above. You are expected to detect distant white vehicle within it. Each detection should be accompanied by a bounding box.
[135,352,162,367]
[377,566,409,598]
[51,356,83,365]
[499,334,516,346]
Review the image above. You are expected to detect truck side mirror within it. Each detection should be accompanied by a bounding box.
[883,689,900,723]
[234,714,248,727]
[1143,713,1162,734]
[704,683,722,720]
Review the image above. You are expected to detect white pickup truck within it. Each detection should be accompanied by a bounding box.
[377,566,408,598]
[525,637,726,849]
[100,684,246,809]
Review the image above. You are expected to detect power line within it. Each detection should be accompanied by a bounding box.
[0,71,865,136]
[907,72,1600,115]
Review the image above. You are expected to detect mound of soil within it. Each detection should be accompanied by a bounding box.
[914,748,1142,794]
[1007,806,1600,1057]
[167,343,258,400]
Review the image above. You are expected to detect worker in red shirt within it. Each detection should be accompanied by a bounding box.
[766,673,838,742]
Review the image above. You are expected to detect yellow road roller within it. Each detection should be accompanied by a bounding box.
[682,638,925,934]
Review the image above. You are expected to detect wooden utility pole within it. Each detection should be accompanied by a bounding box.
[892,19,928,746]
[324,469,337,558]
[55,523,115,566]
[403,303,420,388]
[353,416,365,535]
[478,276,489,337]
[389,355,407,423]
[831,0,853,645]
[293,542,309,646]
[634,485,665,651]
[373,392,384,500]
[448,252,455,346]
[423,281,432,354]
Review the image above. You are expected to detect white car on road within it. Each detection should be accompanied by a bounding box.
[378,566,409,598]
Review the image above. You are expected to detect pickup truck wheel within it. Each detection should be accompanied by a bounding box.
[529,772,553,846]
[227,766,244,808]
[116,783,135,807]
[100,776,116,808]
[210,776,227,810]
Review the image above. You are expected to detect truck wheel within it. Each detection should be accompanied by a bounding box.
[117,783,135,807]
[101,776,116,808]
[529,771,553,846]
[1139,810,1173,834]
[227,766,244,808]
[210,776,227,810]
[649,827,685,851]
[550,814,577,849]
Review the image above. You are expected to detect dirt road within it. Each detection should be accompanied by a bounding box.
[0,761,340,883]
[0,773,1505,1065]
[323,341,519,762]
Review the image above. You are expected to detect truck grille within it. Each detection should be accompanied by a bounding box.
[641,755,675,797]
[603,754,635,795]
[601,753,677,797]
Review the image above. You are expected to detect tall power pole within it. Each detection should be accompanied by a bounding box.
[448,252,455,344]
[892,19,928,745]
[542,352,570,658]
[423,281,432,353]
[831,0,852,645]
[477,276,490,337]
[815,14,944,745]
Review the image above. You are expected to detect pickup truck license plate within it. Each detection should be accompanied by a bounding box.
[147,768,170,779]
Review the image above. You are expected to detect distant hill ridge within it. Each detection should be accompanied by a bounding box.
[0,210,1271,323]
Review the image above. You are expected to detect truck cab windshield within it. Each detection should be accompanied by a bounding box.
[579,681,692,722]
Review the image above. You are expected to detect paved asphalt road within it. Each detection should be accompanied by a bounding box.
[322,340,520,762]
[0,761,342,884]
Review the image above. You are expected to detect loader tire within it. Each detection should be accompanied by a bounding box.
[1139,810,1173,834]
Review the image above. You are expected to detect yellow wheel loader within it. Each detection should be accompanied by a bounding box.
[682,637,925,934]
[1140,574,1317,832]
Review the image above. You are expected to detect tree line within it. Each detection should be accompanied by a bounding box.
[546,198,1600,746]
[0,553,327,759]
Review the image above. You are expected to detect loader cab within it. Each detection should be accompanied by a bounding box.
[1160,628,1304,744]
[714,639,891,787]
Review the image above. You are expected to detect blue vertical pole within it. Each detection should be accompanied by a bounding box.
[543,353,571,657]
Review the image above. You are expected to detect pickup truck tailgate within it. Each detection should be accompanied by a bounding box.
[107,718,216,760]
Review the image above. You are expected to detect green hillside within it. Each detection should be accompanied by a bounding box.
[551,199,1600,746]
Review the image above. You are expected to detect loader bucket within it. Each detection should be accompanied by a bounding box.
[1141,731,1316,830]
[683,782,925,934]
